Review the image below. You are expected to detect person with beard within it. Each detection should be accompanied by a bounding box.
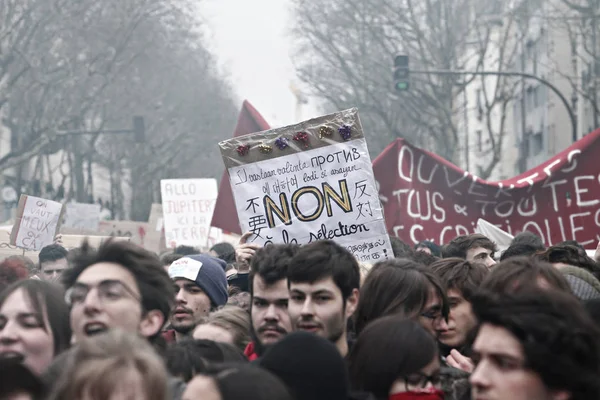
[287,240,360,358]
[166,255,229,342]
[244,244,299,360]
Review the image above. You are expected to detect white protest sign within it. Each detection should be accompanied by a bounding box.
[160,179,218,248]
[63,202,101,231]
[219,108,392,263]
[10,195,65,251]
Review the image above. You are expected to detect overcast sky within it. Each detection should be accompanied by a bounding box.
[199,0,320,129]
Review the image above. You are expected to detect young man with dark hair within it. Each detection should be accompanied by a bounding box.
[38,243,69,280]
[167,255,229,341]
[287,240,360,357]
[500,243,542,261]
[510,231,545,249]
[482,257,572,295]
[470,288,600,400]
[430,258,489,358]
[62,240,175,344]
[244,243,299,360]
[442,234,498,268]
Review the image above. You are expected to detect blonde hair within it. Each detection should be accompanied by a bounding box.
[205,305,251,351]
[47,330,169,400]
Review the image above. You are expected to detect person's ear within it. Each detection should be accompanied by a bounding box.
[139,310,165,338]
[345,288,360,319]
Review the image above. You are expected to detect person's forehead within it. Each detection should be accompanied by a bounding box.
[174,278,198,287]
[447,288,465,300]
[0,288,34,315]
[289,276,339,294]
[253,276,288,298]
[469,246,492,255]
[474,323,524,359]
[41,258,68,269]
[76,262,138,287]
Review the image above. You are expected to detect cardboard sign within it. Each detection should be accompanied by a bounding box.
[63,202,101,231]
[219,108,392,263]
[0,228,129,264]
[160,179,218,248]
[10,195,65,251]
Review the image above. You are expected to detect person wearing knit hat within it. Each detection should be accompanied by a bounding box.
[168,254,229,341]
[558,265,600,301]
[259,331,351,400]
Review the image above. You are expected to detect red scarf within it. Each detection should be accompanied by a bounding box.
[389,389,444,400]
[244,342,259,361]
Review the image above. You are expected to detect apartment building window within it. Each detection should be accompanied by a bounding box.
[530,132,544,156]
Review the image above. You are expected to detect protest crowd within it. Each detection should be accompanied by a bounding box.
[0,107,600,400]
[1,228,600,400]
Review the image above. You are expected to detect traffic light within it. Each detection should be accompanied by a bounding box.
[133,116,145,143]
[394,55,409,91]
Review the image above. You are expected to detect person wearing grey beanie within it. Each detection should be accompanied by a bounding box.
[167,254,229,342]
[558,265,600,301]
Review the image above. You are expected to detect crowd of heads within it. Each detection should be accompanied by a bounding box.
[1,229,600,400]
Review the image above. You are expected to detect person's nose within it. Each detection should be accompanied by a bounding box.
[300,298,315,317]
[487,257,497,268]
[82,287,102,315]
[264,304,280,321]
[435,315,449,331]
[470,359,491,392]
[0,320,20,345]
[175,288,187,304]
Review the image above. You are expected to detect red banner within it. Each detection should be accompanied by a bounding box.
[211,100,271,235]
[373,130,600,249]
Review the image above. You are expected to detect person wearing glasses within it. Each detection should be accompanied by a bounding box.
[349,317,445,400]
[61,240,175,346]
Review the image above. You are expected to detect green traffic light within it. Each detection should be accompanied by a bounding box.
[395,81,409,91]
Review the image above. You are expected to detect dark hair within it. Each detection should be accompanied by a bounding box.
[173,245,200,256]
[164,339,247,382]
[287,240,360,300]
[389,236,413,258]
[354,259,448,335]
[584,298,600,328]
[415,240,441,257]
[349,317,437,399]
[204,363,293,400]
[0,280,71,356]
[0,359,46,400]
[62,240,175,338]
[558,240,585,251]
[408,250,439,266]
[249,244,299,296]
[511,231,545,250]
[481,257,571,294]
[442,234,497,259]
[430,258,489,301]
[0,258,29,292]
[500,243,542,261]
[210,242,236,264]
[39,244,68,266]
[535,245,600,280]
[472,289,600,400]
[160,252,183,266]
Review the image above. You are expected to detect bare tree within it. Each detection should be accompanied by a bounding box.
[544,0,600,134]
[290,0,523,178]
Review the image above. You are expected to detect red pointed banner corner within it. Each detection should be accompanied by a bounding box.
[211,100,270,235]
